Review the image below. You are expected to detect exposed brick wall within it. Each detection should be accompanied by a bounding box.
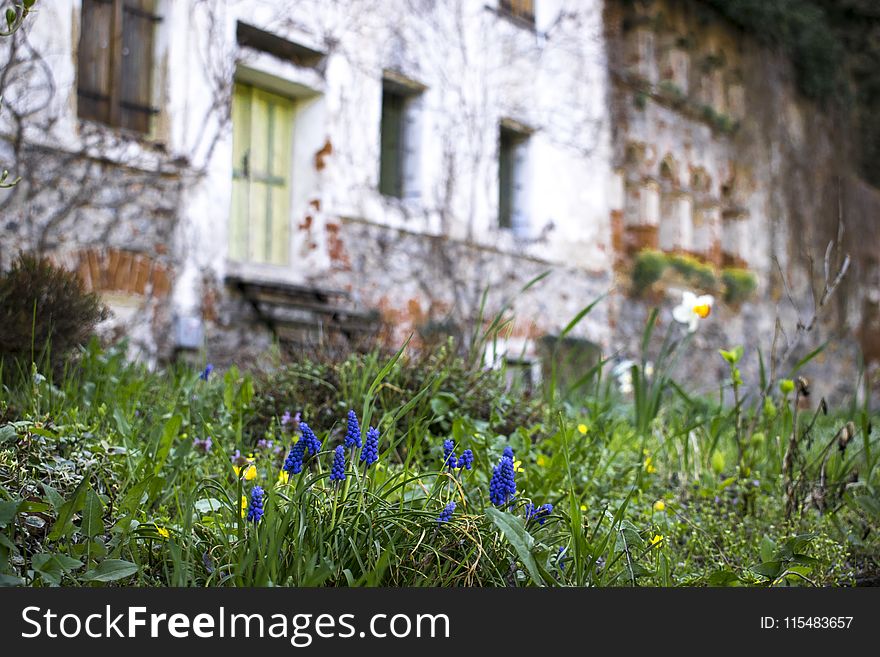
[75,248,172,298]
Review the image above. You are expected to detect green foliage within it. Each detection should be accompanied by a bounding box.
[0,253,107,374]
[632,250,720,296]
[0,309,877,587]
[669,254,717,289]
[632,249,667,294]
[721,267,758,305]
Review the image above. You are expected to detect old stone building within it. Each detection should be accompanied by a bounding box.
[0,0,877,399]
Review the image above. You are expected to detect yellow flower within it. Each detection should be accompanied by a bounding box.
[512,459,524,473]
[240,495,248,519]
[653,500,666,512]
[234,458,257,481]
[577,423,588,435]
[580,504,587,512]
[536,454,547,467]
[156,526,170,539]
[277,468,289,485]
[650,534,664,546]
[643,455,657,474]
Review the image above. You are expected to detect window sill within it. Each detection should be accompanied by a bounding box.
[77,117,168,152]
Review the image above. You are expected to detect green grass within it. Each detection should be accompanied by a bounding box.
[1,318,878,587]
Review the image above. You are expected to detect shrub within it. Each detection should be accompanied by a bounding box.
[722,267,758,305]
[0,253,107,371]
[668,254,717,290]
[632,249,667,294]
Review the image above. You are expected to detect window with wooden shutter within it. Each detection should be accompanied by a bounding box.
[230,83,293,265]
[77,0,160,134]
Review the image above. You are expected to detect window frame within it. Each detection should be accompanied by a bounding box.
[378,72,426,201]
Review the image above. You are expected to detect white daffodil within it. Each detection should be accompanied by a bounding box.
[672,291,714,332]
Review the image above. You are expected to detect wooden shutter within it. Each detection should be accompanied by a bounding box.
[230,84,253,262]
[120,0,159,132]
[76,0,159,133]
[77,0,115,124]
[230,83,292,265]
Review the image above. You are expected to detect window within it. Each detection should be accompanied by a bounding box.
[499,0,535,24]
[229,83,293,265]
[77,0,161,133]
[498,123,531,236]
[379,77,423,199]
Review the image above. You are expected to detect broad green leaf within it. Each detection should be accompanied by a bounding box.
[0,425,17,443]
[82,559,139,582]
[47,479,88,541]
[752,560,783,579]
[81,488,104,538]
[41,483,64,512]
[0,574,24,587]
[760,535,776,563]
[154,414,182,475]
[486,508,545,586]
[119,475,157,515]
[0,499,20,528]
[194,498,223,514]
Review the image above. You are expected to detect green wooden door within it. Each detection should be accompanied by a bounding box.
[230,83,292,265]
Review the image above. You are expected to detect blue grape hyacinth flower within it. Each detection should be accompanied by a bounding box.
[344,410,362,449]
[489,455,516,507]
[246,486,264,523]
[502,446,514,460]
[457,449,474,470]
[437,501,456,523]
[360,426,379,467]
[283,441,306,475]
[442,439,457,468]
[525,503,553,525]
[330,445,346,482]
[299,422,322,455]
[199,363,214,381]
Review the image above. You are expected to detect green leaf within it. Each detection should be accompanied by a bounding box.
[119,475,158,516]
[47,479,88,541]
[113,408,131,438]
[707,569,741,586]
[752,560,783,579]
[32,553,83,585]
[194,498,223,514]
[81,488,105,538]
[760,535,777,563]
[41,483,64,513]
[82,559,139,582]
[0,574,24,587]
[486,508,545,586]
[17,500,49,514]
[154,414,182,475]
[0,425,17,443]
[0,499,21,528]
